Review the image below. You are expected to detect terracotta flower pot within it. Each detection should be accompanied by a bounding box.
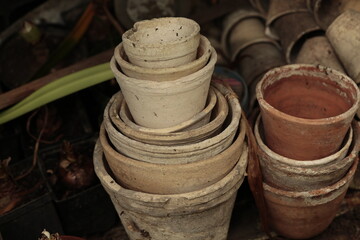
[99,118,246,194]
[256,64,360,160]
[94,141,247,240]
[122,17,200,68]
[326,10,360,83]
[115,35,211,81]
[110,47,217,129]
[119,87,216,135]
[263,156,359,239]
[109,87,228,146]
[255,116,358,191]
[272,11,322,63]
[103,84,242,165]
[314,0,360,30]
[294,35,346,73]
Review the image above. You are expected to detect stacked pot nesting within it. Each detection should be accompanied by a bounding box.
[93,17,248,240]
[255,64,360,239]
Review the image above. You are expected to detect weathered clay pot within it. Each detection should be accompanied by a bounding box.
[235,42,285,86]
[272,11,322,63]
[294,35,346,73]
[109,46,216,129]
[109,88,228,145]
[99,118,246,194]
[255,116,358,191]
[256,64,360,160]
[103,86,242,164]
[314,0,360,30]
[119,87,216,135]
[115,35,211,81]
[221,9,278,61]
[266,0,308,35]
[122,17,200,68]
[263,156,359,239]
[306,0,317,12]
[326,10,360,83]
[94,141,248,240]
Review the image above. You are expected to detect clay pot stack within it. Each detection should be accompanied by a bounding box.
[255,64,360,239]
[94,17,248,240]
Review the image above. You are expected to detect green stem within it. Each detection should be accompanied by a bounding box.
[0,65,114,125]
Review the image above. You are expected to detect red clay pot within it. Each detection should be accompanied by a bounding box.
[256,64,360,160]
[263,155,359,239]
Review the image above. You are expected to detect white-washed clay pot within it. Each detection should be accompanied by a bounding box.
[255,116,358,191]
[122,17,200,68]
[119,87,217,135]
[109,47,217,129]
[103,84,242,165]
[115,35,211,81]
[94,141,248,239]
[263,156,359,239]
[314,0,360,30]
[99,117,246,194]
[256,64,360,160]
[109,87,228,146]
[294,36,346,73]
[221,9,278,61]
[326,10,360,84]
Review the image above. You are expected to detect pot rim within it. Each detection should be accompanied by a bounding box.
[256,64,360,125]
[122,17,200,49]
[254,115,355,167]
[263,155,359,198]
[115,35,211,78]
[110,47,217,93]
[94,138,248,202]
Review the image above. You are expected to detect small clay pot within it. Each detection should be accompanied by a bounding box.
[119,87,217,134]
[272,11,322,63]
[109,87,228,146]
[249,0,270,15]
[122,17,200,68]
[115,35,211,81]
[294,35,346,73]
[314,0,360,30]
[255,116,358,191]
[326,10,360,83]
[110,47,217,129]
[266,0,308,31]
[256,64,360,160]
[263,156,359,239]
[235,42,285,86]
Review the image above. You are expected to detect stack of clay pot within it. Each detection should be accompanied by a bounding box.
[93,17,248,240]
[255,64,360,239]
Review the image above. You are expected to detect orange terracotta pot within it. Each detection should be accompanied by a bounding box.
[256,64,360,160]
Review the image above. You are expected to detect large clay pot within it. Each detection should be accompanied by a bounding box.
[115,35,211,81]
[272,11,322,63]
[314,0,360,30]
[263,156,359,239]
[256,64,360,160]
[94,141,247,240]
[294,35,346,73]
[122,17,200,68]
[109,88,228,145]
[110,47,217,129]
[103,84,242,165]
[99,119,246,194]
[326,10,360,83]
[119,87,216,134]
[255,116,358,191]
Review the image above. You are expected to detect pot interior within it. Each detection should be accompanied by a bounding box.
[263,74,355,119]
